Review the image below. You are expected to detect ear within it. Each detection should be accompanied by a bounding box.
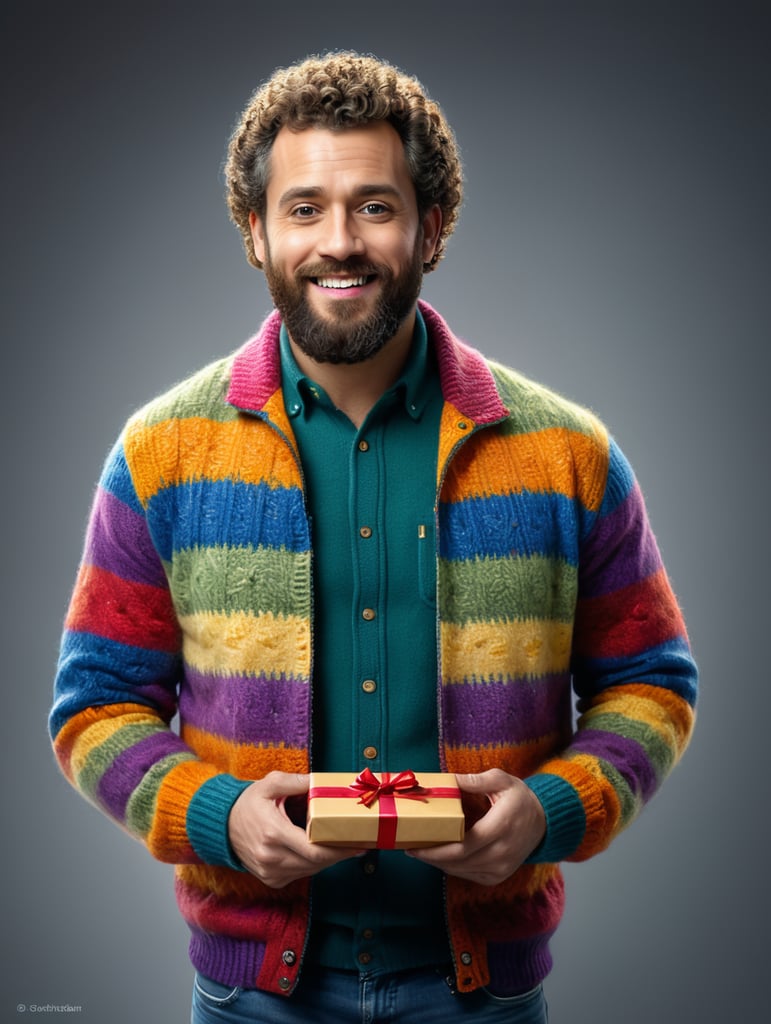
[248,210,267,265]
[421,205,443,265]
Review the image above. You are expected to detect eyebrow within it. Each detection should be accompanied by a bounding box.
[276,183,403,209]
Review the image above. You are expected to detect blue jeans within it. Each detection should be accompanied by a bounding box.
[191,965,548,1023]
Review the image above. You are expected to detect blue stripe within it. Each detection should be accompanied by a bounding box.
[572,637,698,706]
[598,440,635,517]
[439,490,593,563]
[146,479,310,561]
[50,631,181,737]
[100,441,144,516]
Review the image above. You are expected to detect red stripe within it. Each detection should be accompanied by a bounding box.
[573,568,687,659]
[66,563,180,652]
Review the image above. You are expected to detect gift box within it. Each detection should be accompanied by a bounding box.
[307,769,465,849]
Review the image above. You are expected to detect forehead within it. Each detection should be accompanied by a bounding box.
[266,122,416,204]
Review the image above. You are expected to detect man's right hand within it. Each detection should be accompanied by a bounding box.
[227,771,363,888]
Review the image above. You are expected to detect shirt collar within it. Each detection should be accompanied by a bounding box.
[280,308,433,422]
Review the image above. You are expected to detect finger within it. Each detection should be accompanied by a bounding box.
[260,771,311,799]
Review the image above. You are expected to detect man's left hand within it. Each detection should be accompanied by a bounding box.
[407,769,546,886]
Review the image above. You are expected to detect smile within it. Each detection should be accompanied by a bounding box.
[313,275,375,290]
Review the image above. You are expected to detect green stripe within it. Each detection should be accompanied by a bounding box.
[438,554,577,624]
[78,723,167,798]
[169,545,312,617]
[586,712,676,781]
[489,363,601,437]
[125,752,197,838]
[138,357,237,427]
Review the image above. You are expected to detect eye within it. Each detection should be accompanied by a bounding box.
[360,202,389,216]
[292,204,318,218]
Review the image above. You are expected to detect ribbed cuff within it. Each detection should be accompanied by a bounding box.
[523,773,586,863]
[186,774,253,870]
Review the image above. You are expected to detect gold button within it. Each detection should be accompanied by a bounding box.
[362,607,376,621]
[358,439,370,452]
[362,679,377,693]
[359,526,373,538]
[363,746,378,759]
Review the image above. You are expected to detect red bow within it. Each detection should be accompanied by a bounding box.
[349,768,426,807]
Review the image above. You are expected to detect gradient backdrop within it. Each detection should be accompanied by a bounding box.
[3,1,769,1021]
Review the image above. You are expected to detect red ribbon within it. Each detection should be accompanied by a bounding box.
[309,769,460,849]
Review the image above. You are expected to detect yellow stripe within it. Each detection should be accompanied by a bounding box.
[125,416,302,505]
[440,619,572,681]
[70,710,160,777]
[179,609,311,678]
[581,688,692,750]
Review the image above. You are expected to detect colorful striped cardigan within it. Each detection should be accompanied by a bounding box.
[50,301,697,997]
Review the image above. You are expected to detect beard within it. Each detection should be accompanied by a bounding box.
[262,240,425,365]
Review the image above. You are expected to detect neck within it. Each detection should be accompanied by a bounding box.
[288,309,416,429]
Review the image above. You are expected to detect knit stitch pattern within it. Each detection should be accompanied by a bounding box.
[50,301,696,996]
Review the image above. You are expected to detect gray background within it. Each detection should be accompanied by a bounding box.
[3,1,769,1020]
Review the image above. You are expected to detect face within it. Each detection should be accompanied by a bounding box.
[249,122,442,364]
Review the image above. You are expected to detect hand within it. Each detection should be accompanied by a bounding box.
[228,771,363,888]
[407,769,546,886]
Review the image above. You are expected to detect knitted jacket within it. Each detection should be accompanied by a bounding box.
[50,301,697,997]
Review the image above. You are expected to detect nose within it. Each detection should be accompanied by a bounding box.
[317,206,365,262]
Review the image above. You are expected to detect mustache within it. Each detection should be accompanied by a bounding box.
[297,259,386,279]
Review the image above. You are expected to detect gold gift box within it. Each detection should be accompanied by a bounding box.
[307,769,465,849]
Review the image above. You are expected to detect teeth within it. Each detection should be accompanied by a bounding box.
[316,276,368,289]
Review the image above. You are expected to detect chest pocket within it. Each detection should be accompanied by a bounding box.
[417,520,437,607]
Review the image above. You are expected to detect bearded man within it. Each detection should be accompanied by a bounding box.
[50,52,697,1024]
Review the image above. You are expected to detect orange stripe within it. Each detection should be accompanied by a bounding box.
[442,426,608,512]
[53,703,154,779]
[148,759,221,862]
[180,722,308,777]
[125,415,302,505]
[444,733,563,778]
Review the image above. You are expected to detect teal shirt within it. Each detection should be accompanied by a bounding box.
[281,311,451,974]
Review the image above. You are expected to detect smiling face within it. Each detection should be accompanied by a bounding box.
[249,122,442,364]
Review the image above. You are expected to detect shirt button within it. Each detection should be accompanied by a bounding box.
[363,860,377,875]
[278,977,291,991]
[363,746,378,760]
[281,950,297,966]
[358,952,373,965]
[358,439,370,452]
[362,928,375,940]
[460,952,473,965]
[362,607,376,621]
[362,679,377,693]
[359,526,373,538]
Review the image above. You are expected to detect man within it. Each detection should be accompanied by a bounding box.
[50,53,697,1023]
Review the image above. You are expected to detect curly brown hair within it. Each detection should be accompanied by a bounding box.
[225,52,463,272]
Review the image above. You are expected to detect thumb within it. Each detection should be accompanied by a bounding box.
[454,768,513,795]
[261,771,311,798]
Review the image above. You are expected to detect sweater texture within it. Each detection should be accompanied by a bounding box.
[50,301,697,996]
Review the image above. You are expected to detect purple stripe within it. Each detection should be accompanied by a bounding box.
[85,487,167,587]
[180,668,310,748]
[442,675,572,748]
[580,484,662,598]
[571,728,658,802]
[97,731,189,819]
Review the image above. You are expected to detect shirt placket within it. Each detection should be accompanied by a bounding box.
[349,426,385,773]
